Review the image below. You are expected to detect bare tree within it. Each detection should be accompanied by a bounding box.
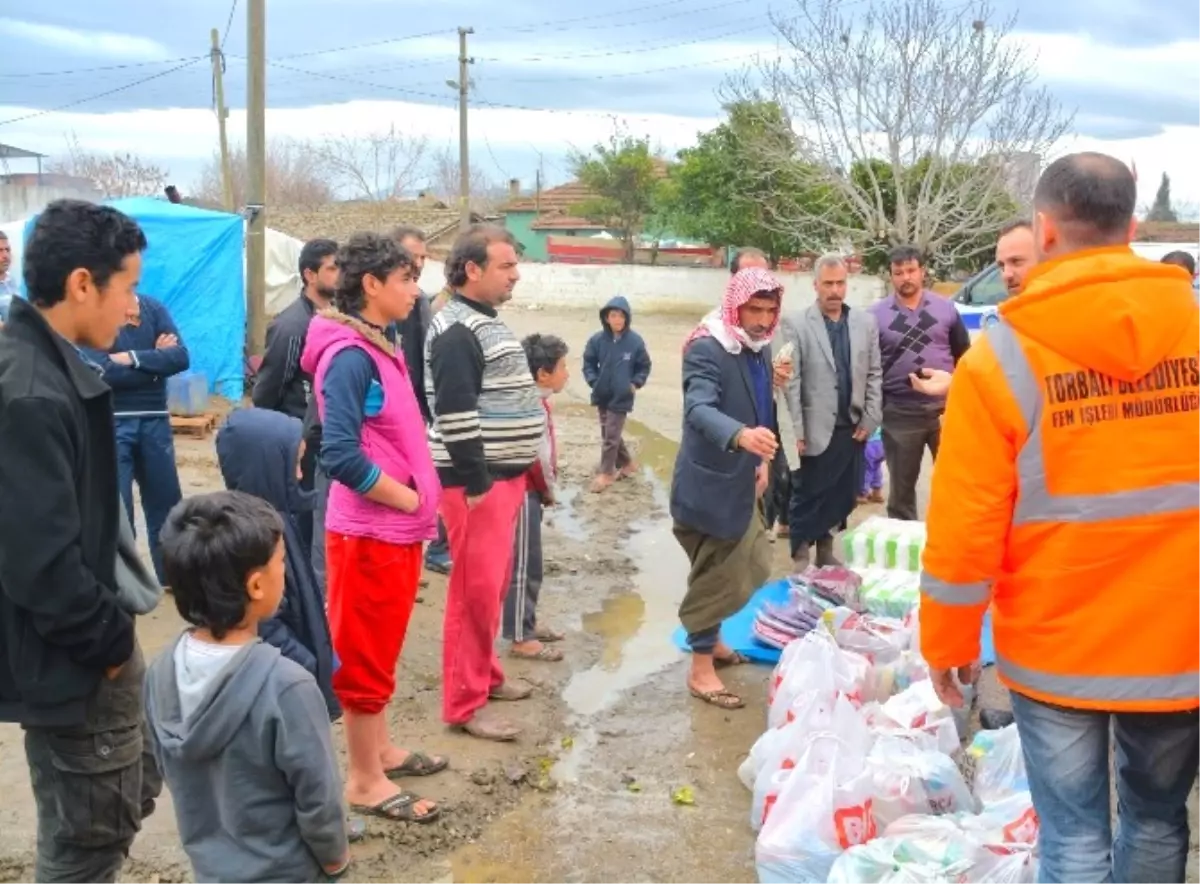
[192,139,334,207]
[47,133,169,198]
[311,125,429,201]
[722,0,1073,267]
[425,145,502,211]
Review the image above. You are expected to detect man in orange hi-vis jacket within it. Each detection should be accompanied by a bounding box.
[920,152,1199,884]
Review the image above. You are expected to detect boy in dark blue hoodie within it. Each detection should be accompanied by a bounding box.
[582,295,651,492]
[216,407,341,721]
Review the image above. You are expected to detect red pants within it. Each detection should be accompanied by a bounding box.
[441,476,526,724]
[326,533,422,715]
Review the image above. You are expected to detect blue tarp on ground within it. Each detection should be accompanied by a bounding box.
[16,197,245,400]
[670,580,997,667]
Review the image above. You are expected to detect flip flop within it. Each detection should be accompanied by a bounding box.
[384,750,449,779]
[714,651,751,669]
[533,626,565,643]
[488,681,533,701]
[689,687,745,710]
[349,791,441,824]
[509,645,564,662]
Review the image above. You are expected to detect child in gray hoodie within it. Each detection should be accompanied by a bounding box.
[145,490,350,883]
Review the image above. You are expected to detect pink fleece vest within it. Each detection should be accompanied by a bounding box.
[312,331,439,546]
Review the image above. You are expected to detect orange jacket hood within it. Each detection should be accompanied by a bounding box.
[1000,246,1197,383]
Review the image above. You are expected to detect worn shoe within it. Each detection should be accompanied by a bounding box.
[456,711,521,742]
[618,462,639,479]
[488,681,533,701]
[815,537,843,567]
[424,552,451,575]
[867,489,885,504]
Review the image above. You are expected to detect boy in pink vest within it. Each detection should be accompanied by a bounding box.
[300,233,447,825]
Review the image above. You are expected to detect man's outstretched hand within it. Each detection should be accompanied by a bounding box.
[929,663,981,708]
[737,426,778,460]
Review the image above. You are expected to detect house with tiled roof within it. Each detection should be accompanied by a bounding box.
[268,197,491,258]
[502,160,672,262]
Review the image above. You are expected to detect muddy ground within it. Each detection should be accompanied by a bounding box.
[0,306,1194,883]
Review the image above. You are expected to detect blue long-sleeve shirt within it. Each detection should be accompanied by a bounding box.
[84,296,190,416]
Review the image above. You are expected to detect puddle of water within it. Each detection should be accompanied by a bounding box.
[554,417,690,780]
[544,484,588,542]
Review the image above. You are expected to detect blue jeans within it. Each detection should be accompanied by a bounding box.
[1011,691,1199,883]
[115,416,182,584]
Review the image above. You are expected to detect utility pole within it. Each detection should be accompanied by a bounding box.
[246,0,267,356]
[456,27,474,231]
[209,28,234,212]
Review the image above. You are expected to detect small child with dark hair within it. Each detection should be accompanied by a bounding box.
[145,491,350,884]
[503,333,570,661]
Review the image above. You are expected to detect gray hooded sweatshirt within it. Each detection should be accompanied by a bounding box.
[144,635,348,883]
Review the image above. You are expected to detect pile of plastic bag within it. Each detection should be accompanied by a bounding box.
[739,627,1039,883]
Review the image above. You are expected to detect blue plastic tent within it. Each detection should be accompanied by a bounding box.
[17,197,246,400]
[107,198,246,400]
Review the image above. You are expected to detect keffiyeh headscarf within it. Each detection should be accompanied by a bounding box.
[683,267,784,354]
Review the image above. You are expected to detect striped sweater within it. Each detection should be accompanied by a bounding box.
[424,294,545,495]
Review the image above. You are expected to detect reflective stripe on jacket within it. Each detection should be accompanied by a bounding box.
[920,246,1199,713]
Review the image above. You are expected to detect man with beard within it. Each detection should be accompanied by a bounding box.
[779,254,882,569]
[671,268,791,709]
[253,238,338,562]
[867,246,970,520]
[391,226,452,575]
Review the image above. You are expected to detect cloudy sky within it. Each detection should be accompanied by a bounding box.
[0,0,1198,209]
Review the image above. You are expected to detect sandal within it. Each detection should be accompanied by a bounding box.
[714,651,751,669]
[349,791,441,824]
[689,686,745,709]
[509,645,564,662]
[533,626,565,643]
[384,750,449,779]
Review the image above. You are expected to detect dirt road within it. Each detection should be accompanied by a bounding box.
[0,306,1194,882]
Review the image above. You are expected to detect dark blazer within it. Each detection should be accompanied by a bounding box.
[0,297,134,727]
[670,335,772,541]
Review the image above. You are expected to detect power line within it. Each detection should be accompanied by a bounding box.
[475,20,771,63]
[471,52,762,85]
[270,29,457,62]
[0,57,205,127]
[0,56,203,78]
[221,0,240,49]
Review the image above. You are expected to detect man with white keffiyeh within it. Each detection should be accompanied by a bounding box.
[669,267,793,710]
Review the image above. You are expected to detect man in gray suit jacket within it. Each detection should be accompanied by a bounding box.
[779,253,883,569]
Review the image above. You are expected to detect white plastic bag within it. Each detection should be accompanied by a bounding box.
[866,734,977,828]
[750,693,868,829]
[969,724,1029,803]
[975,847,1038,883]
[767,631,871,729]
[827,832,978,883]
[755,733,878,883]
[880,679,963,751]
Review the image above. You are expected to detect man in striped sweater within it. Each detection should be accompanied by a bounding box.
[427,224,546,742]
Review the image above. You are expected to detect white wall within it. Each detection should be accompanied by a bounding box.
[0,183,103,224]
[422,260,886,313]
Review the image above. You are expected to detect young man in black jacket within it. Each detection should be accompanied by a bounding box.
[0,199,163,882]
[253,238,338,562]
